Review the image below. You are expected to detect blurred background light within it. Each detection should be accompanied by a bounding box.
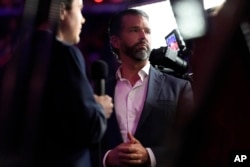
[94,0,104,3]
[131,0,178,49]
[203,0,226,10]
[172,0,206,40]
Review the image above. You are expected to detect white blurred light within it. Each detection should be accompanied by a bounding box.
[174,1,206,40]
[131,0,178,49]
[129,0,226,44]
[203,0,226,10]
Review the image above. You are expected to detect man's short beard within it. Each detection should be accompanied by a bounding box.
[133,49,150,61]
[122,41,151,61]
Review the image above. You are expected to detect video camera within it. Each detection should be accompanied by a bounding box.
[149,29,192,80]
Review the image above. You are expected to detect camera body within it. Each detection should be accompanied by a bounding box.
[149,29,192,80]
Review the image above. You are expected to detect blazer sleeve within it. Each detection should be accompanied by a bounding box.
[176,80,194,129]
[156,78,194,167]
[61,45,107,144]
[146,71,194,167]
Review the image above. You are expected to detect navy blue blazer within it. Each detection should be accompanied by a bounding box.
[99,65,194,167]
[29,32,107,167]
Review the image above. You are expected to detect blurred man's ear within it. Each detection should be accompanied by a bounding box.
[110,35,120,49]
[59,2,66,21]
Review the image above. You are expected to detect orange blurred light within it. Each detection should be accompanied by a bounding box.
[94,0,103,3]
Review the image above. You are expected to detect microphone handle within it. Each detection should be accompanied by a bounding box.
[94,79,105,167]
[95,79,105,95]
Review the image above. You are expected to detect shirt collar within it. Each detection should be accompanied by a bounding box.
[116,61,150,81]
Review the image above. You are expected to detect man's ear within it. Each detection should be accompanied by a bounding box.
[110,35,120,49]
[59,2,66,20]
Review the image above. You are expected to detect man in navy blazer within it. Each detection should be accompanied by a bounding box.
[0,0,113,167]
[28,0,114,167]
[90,9,194,167]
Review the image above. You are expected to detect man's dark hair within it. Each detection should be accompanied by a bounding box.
[63,0,74,10]
[34,0,74,27]
[108,8,149,37]
[108,8,149,61]
[34,0,52,27]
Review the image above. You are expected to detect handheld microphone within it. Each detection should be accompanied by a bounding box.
[90,60,108,167]
[91,60,108,95]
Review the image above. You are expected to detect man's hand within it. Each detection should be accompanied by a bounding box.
[94,94,113,119]
[106,132,150,166]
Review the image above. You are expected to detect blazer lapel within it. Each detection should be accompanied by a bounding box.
[135,66,164,132]
[105,77,124,145]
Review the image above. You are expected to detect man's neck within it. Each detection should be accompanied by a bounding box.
[120,60,148,86]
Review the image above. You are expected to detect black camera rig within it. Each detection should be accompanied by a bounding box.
[149,29,193,81]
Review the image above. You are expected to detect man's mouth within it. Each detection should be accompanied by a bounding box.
[137,43,148,50]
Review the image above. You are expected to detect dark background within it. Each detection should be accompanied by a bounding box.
[1,1,250,166]
[0,0,156,79]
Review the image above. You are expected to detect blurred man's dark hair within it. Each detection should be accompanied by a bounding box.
[34,0,51,27]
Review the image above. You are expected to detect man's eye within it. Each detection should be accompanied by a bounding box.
[130,28,139,32]
[145,29,151,34]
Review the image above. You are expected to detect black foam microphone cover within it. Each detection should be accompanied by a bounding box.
[91,60,108,95]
